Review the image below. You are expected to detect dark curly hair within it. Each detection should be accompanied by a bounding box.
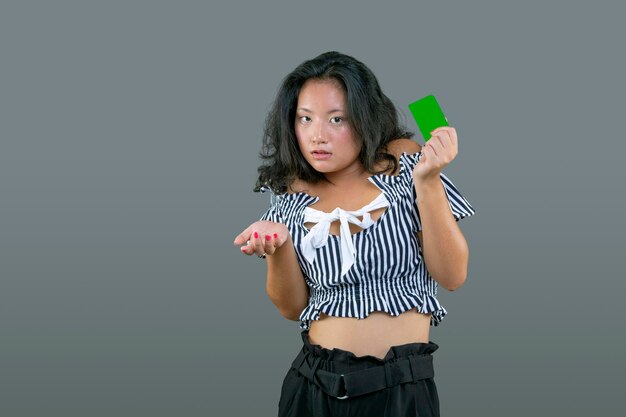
[254,51,414,195]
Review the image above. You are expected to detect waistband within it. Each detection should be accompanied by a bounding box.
[292,330,438,399]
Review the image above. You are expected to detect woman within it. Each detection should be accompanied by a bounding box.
[233,51,476,417]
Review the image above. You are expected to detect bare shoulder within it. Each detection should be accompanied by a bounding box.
[375,138,422,175]
[287,177,316,195]
[385,138,422,158]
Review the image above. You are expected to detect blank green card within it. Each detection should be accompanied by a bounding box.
[408,95,449,142]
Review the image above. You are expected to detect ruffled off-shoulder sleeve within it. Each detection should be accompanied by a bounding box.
[400,151,477,231]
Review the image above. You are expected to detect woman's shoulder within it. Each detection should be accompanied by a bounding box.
[386,138,422,157]
[375,138,422,175]
[286,177,317,196]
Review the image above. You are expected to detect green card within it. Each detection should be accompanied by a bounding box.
[408,95,449,142]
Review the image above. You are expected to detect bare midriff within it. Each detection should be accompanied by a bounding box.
[307,309,432,360]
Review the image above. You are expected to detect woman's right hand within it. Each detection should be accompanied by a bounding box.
[233,221,290,257]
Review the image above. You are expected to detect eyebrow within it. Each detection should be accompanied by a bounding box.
[297,107,344,114]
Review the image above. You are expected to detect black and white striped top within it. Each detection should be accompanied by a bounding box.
[260,151,476,330]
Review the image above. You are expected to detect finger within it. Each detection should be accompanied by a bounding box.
[432,129,456,158]
[430,127,447,137]
[435,130,451,149]
[433,127,454,144]
[425,141,439,158]
[240,239,252,255]
[240,244,251,255]
[233,227,251,245]
[448,127,458,147]
[264,234,276,255]
[432,128,449,141]
[432,126,453,135]
[429,130,442,145]
[252,231,266,257]
[246,234,258,255]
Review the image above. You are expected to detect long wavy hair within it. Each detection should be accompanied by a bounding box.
[254,51,414,195]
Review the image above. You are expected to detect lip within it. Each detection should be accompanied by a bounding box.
[311,150,332,160]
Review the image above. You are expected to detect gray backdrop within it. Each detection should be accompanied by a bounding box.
[2,1,625,416]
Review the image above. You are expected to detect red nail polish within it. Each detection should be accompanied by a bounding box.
[273,233,278,239]
[265,235,271,241]
[253,232,259,239]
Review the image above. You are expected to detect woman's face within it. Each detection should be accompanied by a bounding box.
[294,78,361,175]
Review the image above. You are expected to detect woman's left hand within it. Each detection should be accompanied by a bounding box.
[412,126,458,181]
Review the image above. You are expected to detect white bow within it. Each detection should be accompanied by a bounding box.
[300,193,389,277]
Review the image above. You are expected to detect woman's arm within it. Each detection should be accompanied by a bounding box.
[236,219,309,321]
[265,234,310,321]
[387,137,470,291]
[413,177,469,291]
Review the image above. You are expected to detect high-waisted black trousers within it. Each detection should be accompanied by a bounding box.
[278,330,441,417]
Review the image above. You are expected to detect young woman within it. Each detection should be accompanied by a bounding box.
[234,51,476,417]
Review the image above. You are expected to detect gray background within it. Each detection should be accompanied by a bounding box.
[1,1,624,416]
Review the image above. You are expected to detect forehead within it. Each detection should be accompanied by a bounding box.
[298,79,346,106]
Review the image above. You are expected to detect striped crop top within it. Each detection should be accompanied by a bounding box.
[259,151,476,330]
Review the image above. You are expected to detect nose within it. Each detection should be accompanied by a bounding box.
[312,120,327,143]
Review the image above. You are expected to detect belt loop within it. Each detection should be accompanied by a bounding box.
[384,362,393,388]
[408,354,420,383]
[310,356,321,376]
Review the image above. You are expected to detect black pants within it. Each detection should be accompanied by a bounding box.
[278,330,441,417]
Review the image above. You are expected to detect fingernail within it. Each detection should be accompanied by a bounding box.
[253,232,259,238]
[265,235,271,241]
[273,233,278,239]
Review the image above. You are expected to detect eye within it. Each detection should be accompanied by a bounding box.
[297,115,311,124]
[330,116,344,124]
